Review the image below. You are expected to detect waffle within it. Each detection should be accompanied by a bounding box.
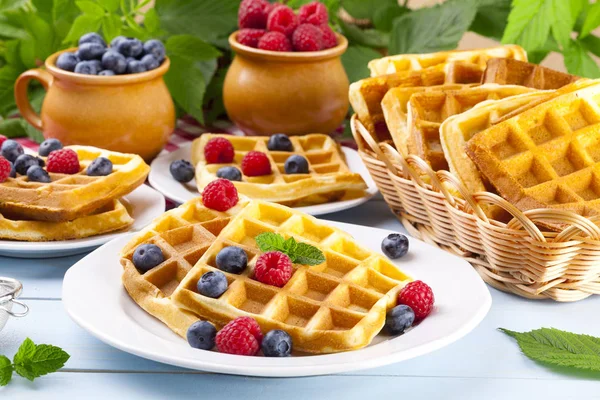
[0,146,150,222]
[466,81,600,217]
[482,58,580,90]
[191,134,367,207]
[407,84,536,171]
[368,45,527,77]
[0,199,133,241]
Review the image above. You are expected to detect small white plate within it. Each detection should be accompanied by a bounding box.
[149,143,378,216]
[63,221,491,377]
[0,185,165,258]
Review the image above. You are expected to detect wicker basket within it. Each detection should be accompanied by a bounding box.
[351,114,600,302]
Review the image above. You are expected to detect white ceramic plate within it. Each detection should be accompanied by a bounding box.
[0,185,165,258]
[148,143,378,216]
[63,221,491,377]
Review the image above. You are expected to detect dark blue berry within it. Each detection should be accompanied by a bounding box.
[385,305,415,335]
[78,32,106,47]
[74,61,99,75]
[14,154,43,175]
[126,60,147,74]
[76,42,106,60]
[126,56,136,63]
[101,50,127,74]
[143,39,166,62]
[133,244,164,272]
[99,70,115,76]
[215,246,247,274]
[284,155,309,174]
[1,140,24,163]
[90,59,102,71]
[38,138,63,157]
[187,321,216,350]
[27,166,51,183]
[197,271,228,298]
[169,160,194,183]
[9,162,15,178]
[381,233,409,259]
[267,134,293,151]
[261,330,292,357]
[56,52,79,72]
[110,35,126,48]
[140,54,159,71]
[216,166,242,181]
[116,37,143,58]
[87,157,113,176]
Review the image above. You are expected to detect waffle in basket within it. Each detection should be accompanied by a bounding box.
[191,134,366,207]
[482,58,580,90]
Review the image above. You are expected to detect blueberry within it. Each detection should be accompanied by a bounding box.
[267,134,293,151]
[126,56,136,63]
[116,37,143,58]
[74,61,99,75]
[14,154,43,175]
[381,233,409,259]
[126,60,147,74]
[101,50,127,74]
[143,39,166,62]
[197,271,228,298]
[187,321,216,350]
[56,52,79,72]
[132,244,164,272]
[261,330,292,357]
[1,140,24,163]
[9,162,15,178]
[87,157,113,176]
[90,59,102,71]
[169,160,194,183]
[385,305,415,335]
[38,138,63,157]
[140,54,159,71]
[76,42,106,60]
[78,32,106,47]
[215,246,247,274]
[216,166,242,182]
[284,155,309,174]
[26,166,51,183]
[99,70,115,76]
[110,35,126,48]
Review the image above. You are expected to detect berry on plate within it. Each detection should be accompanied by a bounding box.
[261,329,293,357]
[254,251,293,287]
[56,52,80,72]
[46,148,80,174]
[201,178,239,211]
[292,23,323,52]
[197,271,229,298]
[258,31,292,52]
[87,157,113,176]
[381,233,409,259]
[187,320,217,350]
[385,304,415,335]
[320,25,338,49]
[238,0,271,29]
[14,154,43,175]
[216,166,242,182]
[204,137,235,164]
[398,281,434,321]
[26,166,51,183]
[216,317,263,356]
[298,2,329,26]
[38,138,63,157]
[1,140,24,163]
[237,28,267,48]
[267,134,293,152]
[170,159,195,183]
[267,5,299,37]
[241,151,271,176]
[133,244,165,272]
[284,155,309,174]
[0,156,11,183]
[215,246,248,274]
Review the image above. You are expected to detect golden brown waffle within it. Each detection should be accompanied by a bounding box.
[368,45,527,77]
[0,199,133,241]
[407,84,536,171]
[191,134,367,207]
[466,81,600,217]
[170,199,411,353]
[0,146,149,222]
[482,58,580,90]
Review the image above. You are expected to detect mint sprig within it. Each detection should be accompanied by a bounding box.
[500,327,600,372]
[255,233,325,266]
[0,338,70,386]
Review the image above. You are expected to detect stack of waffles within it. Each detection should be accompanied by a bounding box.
[0,146,150,241]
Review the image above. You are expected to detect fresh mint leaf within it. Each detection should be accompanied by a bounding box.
[25,344,70,379]
[255,232,325,266]
[502,0,552,52]
[341,45,381,83]
[293,242,326,266]
[564,40,600,78]
[75,0,105,17]
[63,14,102,44]
[469,0,510,41]
[13,338,36,366]
[0,356,12,386]
[282,236,298,255]
[581,1,600,38]
[256,232,287,253]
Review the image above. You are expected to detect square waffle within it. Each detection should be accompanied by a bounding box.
[0,199,133,241]
[191,134,367,207]
[482,58,581,90]
[0,145,149,222]
[170,200,411,353]
[367,45,527,77]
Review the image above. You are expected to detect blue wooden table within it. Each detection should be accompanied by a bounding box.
[1,198,599,399]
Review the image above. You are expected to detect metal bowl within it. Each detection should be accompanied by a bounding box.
[0,277,29,332]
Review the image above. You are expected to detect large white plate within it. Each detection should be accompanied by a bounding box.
[149,143,378,216]
[0,185,165,258]
[63,221,491,377]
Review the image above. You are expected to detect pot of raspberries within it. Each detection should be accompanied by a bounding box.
[223,0,350,137]
[14,33,175,162]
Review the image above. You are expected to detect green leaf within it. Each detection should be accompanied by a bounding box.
[282,236,298,255]
[372,5,409,33]
[341,45,381,84]
[256,232,287,253]
[255,232,325,266]
[101,14,121,41]
[0,0,27,12]
[22,120,44,143]
[581,1,600,38]
[469,0,510,41]
[0,355,12,386]
[75,0,105,17]
[63,14,102,44]
[25,344,70,379]
[13,338,36,366]
[501,328,600,372]
[340,0,397,20]
[0,65,19,114]
[0,21,28,39]
[339,19,388,49]
[293,242,326,266]
[164,54,206,123]
[166,34,221,62]
[0,118,27,138]
[581,34,600,58]
[143,7,160,34]
[563,40,600,78]
[550,0,579,50]
[99,0,120,13]
[502,0,553,52]
[52,0,81,39]
[390,0,477,54]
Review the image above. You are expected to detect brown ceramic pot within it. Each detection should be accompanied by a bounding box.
[14,48,175,161]
[223,31,349,136]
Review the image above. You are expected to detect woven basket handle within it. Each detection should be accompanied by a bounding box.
[379,142,426,186]
[350,115,399,174]
[437,171,489,220]
[509,210,600,241]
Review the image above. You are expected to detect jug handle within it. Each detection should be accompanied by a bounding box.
[14,68,53,131]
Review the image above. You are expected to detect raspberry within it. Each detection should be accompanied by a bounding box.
[46,148,80,174]
[238,0,271,29]
[237,28,266,48]
[267,5,298,37]
[0,156,11,183]
[298,2,329,26]
[201,178,239,212]
[254,251,293,287]
[292,23,323,52]
[0,135,7,148]
[241,151,272,176]
[258,31,292,52]
[204,137,235,164]
[319,25,337,49]
[398,280,435,321]
[216,317,263,356]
